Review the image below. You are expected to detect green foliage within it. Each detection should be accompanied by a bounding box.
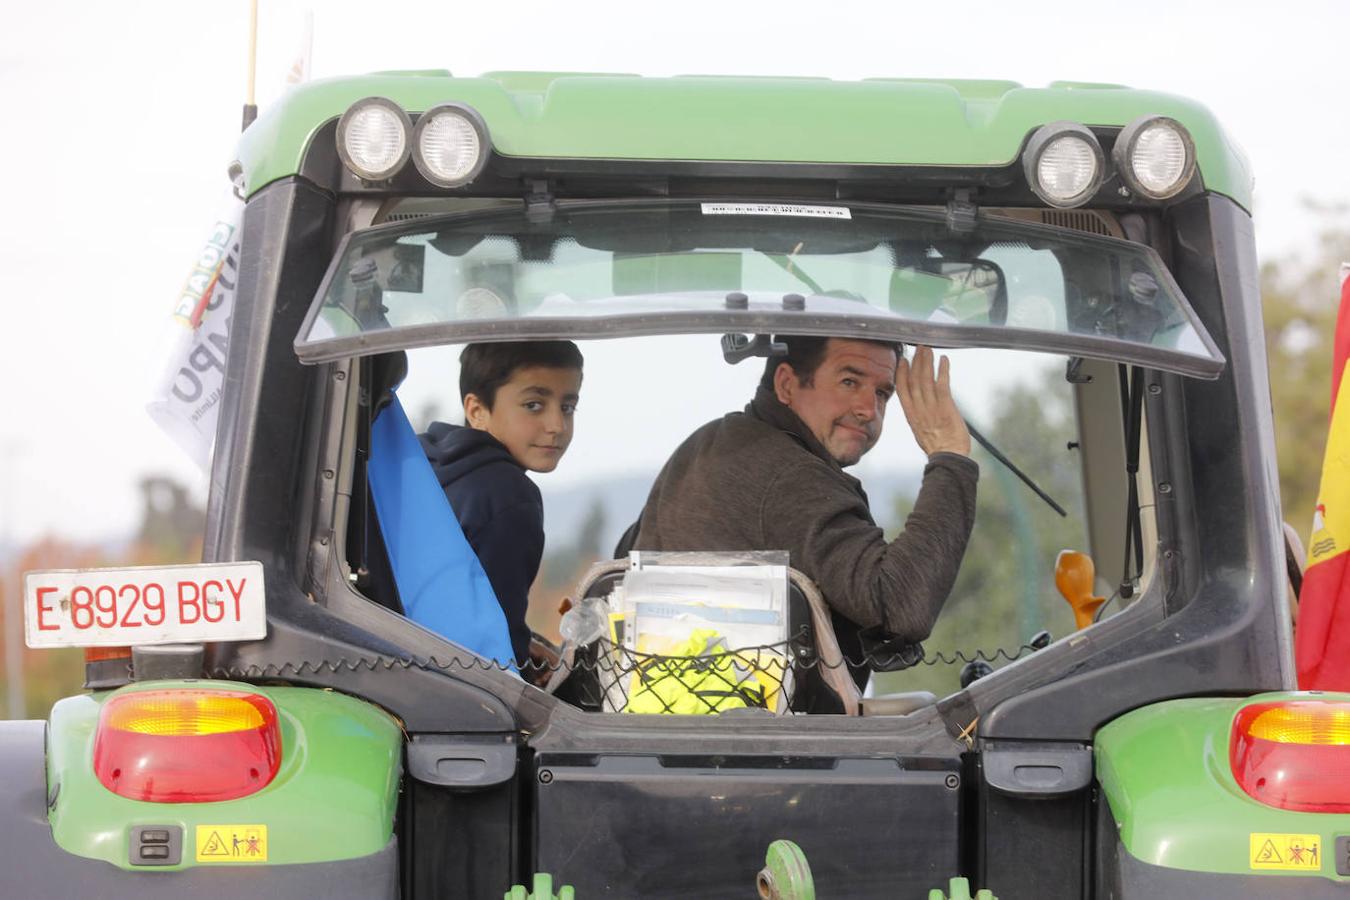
[1261,216,1350,543]
[528,498,608,640]
[876,367,1089,697]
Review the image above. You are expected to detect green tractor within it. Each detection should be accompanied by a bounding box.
[6,72,1337,898]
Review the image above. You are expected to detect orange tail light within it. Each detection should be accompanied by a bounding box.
[1231,700,1350,813]
[93,689,282,803]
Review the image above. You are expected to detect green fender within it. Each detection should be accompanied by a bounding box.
[1096,691,1350,881]
[47,680,403,871]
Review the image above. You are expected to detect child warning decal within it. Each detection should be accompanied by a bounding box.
[1249,832,1321,871]
[196,824,268,863]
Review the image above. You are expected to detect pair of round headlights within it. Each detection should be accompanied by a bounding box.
[335,98,1195,208]
[1023,116,1196,208]
[336,97,489,187]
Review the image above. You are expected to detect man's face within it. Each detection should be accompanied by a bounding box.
[466,365,582,473]
[775,339,898,467]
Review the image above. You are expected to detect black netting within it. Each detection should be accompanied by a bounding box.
[543,632,1054,715]
[551,630,812,716]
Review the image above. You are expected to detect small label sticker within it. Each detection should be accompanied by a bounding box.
[1249,833,1321,871]
[700,202,851,219]
[196,824,268,863]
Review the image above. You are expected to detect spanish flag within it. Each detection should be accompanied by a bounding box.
[1296,263,1350,689]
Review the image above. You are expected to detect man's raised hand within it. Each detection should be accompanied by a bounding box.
[895,346,971,457]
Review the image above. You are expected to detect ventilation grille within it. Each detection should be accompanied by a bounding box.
[1038,210,1116,237]
[381,206,1124,236]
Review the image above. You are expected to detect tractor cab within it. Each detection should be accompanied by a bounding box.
[9,73,1330,900]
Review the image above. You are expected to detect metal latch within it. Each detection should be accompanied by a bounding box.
[525,179,556,224]
[945,188,978,234]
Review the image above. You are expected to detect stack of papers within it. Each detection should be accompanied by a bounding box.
[622,562,787,655]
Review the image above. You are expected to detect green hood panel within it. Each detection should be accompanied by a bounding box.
[235,71,1251,208]
[1096,693,1350,882]
[46,680,403,871]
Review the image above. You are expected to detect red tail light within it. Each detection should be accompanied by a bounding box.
[1230,699,1350,813]
[93,689,282,803]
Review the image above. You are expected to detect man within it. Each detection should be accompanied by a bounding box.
[632,336,977,699]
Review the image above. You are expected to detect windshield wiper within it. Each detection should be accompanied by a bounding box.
[967,420,1067,518]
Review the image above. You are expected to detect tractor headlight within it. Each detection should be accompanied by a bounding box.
[336,97,412,182]
[1023,122,1105,209]
[412,103,490,188]
[1113,115,1196,200]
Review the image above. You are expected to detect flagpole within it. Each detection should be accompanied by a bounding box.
[242,0,259,131]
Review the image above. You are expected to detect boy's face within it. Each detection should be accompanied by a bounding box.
[464,365,582,473]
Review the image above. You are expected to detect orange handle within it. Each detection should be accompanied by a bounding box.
[1055,550,1106,631]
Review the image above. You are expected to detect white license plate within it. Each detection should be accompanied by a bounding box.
[24,561,267,649]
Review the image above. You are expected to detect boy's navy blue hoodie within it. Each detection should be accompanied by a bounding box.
[416,421,542,666]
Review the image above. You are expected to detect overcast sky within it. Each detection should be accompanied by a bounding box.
[2,0,1348,546]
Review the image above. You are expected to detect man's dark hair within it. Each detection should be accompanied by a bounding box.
[460,341,584,409]
[758,336,902,391]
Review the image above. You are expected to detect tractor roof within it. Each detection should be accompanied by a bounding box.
[235,71,1252,208]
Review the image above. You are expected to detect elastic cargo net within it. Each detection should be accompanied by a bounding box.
[557,627,802,716]
[623,629,785,715]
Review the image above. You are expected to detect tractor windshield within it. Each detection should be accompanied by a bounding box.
[296,200,1223,378]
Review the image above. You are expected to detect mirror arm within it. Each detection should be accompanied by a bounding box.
[945,188,978,234]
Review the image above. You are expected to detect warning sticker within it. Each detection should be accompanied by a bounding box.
[1250,833,1321,871]
[700,202,851,220]
[196,824,268,863]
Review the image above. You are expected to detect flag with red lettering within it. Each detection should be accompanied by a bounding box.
[145,10,312,469]
[1296,263,1350,689]
[145,193,244,470]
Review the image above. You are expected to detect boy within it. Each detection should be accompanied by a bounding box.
[419,340,584,666]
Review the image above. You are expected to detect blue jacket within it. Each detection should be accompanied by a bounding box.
[419,422,542,665]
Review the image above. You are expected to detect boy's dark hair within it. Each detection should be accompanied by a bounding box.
[758,335,902,391]
[460,341,584,409]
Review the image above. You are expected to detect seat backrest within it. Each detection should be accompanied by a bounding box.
[367,393,516,668]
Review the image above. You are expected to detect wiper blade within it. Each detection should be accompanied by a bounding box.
[966,421,1067,518]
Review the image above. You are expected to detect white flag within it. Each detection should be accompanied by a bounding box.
[146,193,245,470]
[286,10,313,87]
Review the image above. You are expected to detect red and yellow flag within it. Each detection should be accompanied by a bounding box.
[1296,264,1350,689]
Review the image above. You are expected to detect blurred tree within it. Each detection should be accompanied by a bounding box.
[134,475,206,562]
[2,538,107,719]
[572,500,607,565]
[529,497,608,641]
[1262,215,1350,543]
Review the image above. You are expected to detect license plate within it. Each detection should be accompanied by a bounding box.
[24,561,267,648]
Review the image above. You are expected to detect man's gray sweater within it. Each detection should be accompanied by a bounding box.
[634,386,979,651]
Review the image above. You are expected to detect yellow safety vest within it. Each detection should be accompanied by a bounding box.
[626,629,779,715]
